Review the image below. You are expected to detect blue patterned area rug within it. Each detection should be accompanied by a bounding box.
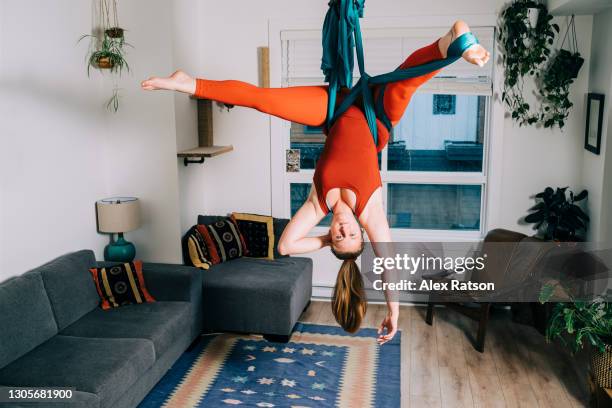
[139,323,401,407]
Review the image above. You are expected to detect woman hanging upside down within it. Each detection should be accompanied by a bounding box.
[142,20,490,344]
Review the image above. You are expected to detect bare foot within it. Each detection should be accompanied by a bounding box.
[439,20,490,67]
[141,70,196,94]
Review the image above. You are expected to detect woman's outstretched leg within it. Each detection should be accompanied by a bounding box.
[142,71,328,127]
[380,20,490,126]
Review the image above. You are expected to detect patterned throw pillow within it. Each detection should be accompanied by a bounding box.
[182,225,212,269]
[231,212,275,260]
[88,260,155,310]
[197,217,246,264]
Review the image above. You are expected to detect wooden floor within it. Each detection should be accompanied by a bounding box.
[298,301,589,408]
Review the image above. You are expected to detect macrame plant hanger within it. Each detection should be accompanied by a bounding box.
[560,14,578,54]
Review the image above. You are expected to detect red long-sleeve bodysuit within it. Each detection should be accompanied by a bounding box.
[193,40,444,217]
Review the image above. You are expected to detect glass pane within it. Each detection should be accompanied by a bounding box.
[388,94,486,172]
[290,123,381,170]
[290,183,331,226]
[387,184,481,230]
[290,124,326,170]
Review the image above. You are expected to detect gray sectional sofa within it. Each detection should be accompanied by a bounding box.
[194,215,313,342]
[0,250,203,408]
[0,218,313,407]
[201,256,312,341]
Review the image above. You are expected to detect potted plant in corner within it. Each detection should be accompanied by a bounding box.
[540,288,612,388]
[524,186,589,241]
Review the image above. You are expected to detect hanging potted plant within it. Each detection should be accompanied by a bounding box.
[79,0,130,112]
[80,32,130,75]
[105,27,124,39]
[539,16,584,128]
[498,0,559,126]
[524,186,589,241]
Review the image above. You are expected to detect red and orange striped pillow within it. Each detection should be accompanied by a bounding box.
[197,217,247,264]
[89,260,155,310]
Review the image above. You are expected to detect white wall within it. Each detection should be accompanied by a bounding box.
[498,15,593,237]
[587,8,612,243]
[0,0,109,278]
[172,0,206,234]
[104,0,182,264]
[181,1,596,290]
[0,0,182,281]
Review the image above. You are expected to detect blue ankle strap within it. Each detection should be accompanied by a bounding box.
[447,32,479,58]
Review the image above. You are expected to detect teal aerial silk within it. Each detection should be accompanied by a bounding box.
[321,0,479,145]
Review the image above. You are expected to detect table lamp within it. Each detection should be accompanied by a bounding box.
[96,197,141,262]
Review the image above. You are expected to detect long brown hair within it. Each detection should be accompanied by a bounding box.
[331,245,366,333]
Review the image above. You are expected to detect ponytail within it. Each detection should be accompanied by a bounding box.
[332,258,367,333]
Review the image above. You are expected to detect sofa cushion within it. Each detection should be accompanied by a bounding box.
[60,301,191,358]
[182,225,213,269]
[0,335,155,408]
[198,215,291,259]
[0,271,58,369]
[231,212,275,259]
[201,257,313,334]
[197,218,246,264]
[89,260,156,310]
[37,249,100,330]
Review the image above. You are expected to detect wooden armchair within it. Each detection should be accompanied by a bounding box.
[425,228,528,352]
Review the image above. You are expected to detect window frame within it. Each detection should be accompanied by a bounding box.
[269,15,503,242]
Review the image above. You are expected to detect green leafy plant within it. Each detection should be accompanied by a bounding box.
[524,186,589,241]
[106,88,121,113]
[540,291,612,353]
[79,0,129,112]
[539,16,584,128]
[499,0,559,126]
[79,33,131,77]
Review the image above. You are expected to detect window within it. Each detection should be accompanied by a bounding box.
[278,26,494,236]
[390,94,486,172]
[387,184,481,230]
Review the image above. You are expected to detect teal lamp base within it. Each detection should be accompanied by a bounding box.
[104,233,136,262]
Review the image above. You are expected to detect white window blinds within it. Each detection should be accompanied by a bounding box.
[281,26,494,95]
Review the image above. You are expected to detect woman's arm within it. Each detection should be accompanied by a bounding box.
[277,185,329,256]
[359,190,400,345]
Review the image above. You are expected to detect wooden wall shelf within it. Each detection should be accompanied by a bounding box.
[178,98,233,166]
[178,145,233,166]
[180,47,268,167]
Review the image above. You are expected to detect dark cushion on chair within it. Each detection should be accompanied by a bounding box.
[37,250,100,330]
[0,271,58,369]
[201,257,313,335]
[0,335,155,408]
[60,302,191,358]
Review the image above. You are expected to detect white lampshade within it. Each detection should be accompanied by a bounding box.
[96,197,141,233]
